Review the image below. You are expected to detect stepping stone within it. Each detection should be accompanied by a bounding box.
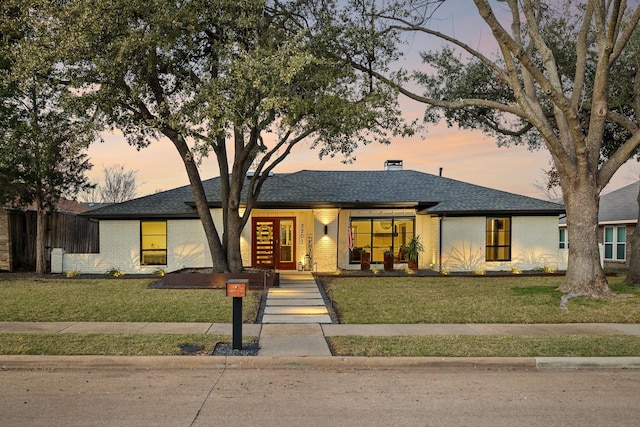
[261,314,333,324]
[264,306,328,315]
[266,298,326,306]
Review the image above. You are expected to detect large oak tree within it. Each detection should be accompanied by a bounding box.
[348,0,640,298]
[54,0,411,273]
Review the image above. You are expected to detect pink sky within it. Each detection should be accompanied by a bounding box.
[85,2,639,200]
[86,123,638,199]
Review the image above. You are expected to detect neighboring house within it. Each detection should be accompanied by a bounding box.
[559,180,638,270]
[0,199,99,272]
[59,161,566,275]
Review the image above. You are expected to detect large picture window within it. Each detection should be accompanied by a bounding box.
[604,226,626,261]
[349,217,414,264]
[141,221,167,265]
[486,217,511,262]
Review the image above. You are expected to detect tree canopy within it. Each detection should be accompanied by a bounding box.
[1,0,96,273]
[53,0,412,272]
[341,0,640,297]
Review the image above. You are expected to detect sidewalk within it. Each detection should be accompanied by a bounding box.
[2,320,640,337]
[2,321,640,369]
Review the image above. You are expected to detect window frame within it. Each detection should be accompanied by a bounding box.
[349,217,415,264]
[604,225,626,261]
[559,228,568,249]
[140,220,168,266]
[485,217,512,262]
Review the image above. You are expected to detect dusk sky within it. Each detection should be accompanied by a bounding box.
[85,1,640,200]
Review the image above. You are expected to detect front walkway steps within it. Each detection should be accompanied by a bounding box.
[261,272,332,324]
[258,272,333,356]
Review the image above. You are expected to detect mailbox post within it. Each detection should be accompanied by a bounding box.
[226,279,248,350]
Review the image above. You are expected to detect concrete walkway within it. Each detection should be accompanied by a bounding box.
[261,272,332,324]
[258,271,333,356]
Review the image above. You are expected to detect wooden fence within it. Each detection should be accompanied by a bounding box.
[0,209,98,272]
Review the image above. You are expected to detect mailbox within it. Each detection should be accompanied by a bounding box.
[226,279,248,298]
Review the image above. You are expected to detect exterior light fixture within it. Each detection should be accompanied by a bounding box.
[324,225,328,235]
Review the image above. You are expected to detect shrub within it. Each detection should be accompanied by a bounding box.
[106,268,125,277]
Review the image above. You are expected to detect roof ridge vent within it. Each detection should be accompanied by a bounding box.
[246,171,274,179]
[384,160,403,171]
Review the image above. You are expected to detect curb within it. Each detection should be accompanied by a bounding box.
[3,355,639,371]
[535,357,640,369]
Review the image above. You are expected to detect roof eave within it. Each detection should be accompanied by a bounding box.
[81,212,200,220]
[424,209,566,216]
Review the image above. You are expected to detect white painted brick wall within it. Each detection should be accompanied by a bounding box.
[60,209,566,275]
[64,218,215,274]
[440,216,564,272]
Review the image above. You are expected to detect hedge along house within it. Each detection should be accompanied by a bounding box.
[57,161,566,275]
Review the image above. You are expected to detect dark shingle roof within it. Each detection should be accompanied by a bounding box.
[84,169,565,219]
[598,181,639,223]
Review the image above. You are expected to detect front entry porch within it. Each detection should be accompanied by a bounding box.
[252,217,297,270]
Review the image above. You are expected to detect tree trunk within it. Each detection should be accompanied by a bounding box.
[182,157,228,272]
[226,211,244,273]
[625,185,640,285]
[165,129,229,272]
[559,180,614,297]
[35,193,47,275]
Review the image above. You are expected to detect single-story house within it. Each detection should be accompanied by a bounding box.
[57,160,566,275]
[559,180,638,269]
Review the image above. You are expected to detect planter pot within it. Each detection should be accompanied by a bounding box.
[408,257,418,271]
[384,252,394,271]
[161,269,278,289]
[360,251,370,271]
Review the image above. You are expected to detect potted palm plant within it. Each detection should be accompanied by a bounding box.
[406,236,424,271]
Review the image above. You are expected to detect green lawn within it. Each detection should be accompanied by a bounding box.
[322,275,640,357]
[0,333,234,356]
[2,274,639,357]
[0,277,260,323]
[321,275,640,324]
[329,335,640,357]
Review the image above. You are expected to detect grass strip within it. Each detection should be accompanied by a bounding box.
[328,335,640,357]
[323,276,640,324]
[0,333,257,356]
[0,278,260,323]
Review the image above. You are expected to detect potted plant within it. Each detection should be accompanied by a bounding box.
[406,236,424,271]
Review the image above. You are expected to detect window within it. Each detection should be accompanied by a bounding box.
[604,226,626,261]
[349,217,414,264]
[559,228,568,249]
[141,221,167,265]
[486,217,511,262]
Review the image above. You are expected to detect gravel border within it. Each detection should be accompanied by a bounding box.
[212,342,260,356]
